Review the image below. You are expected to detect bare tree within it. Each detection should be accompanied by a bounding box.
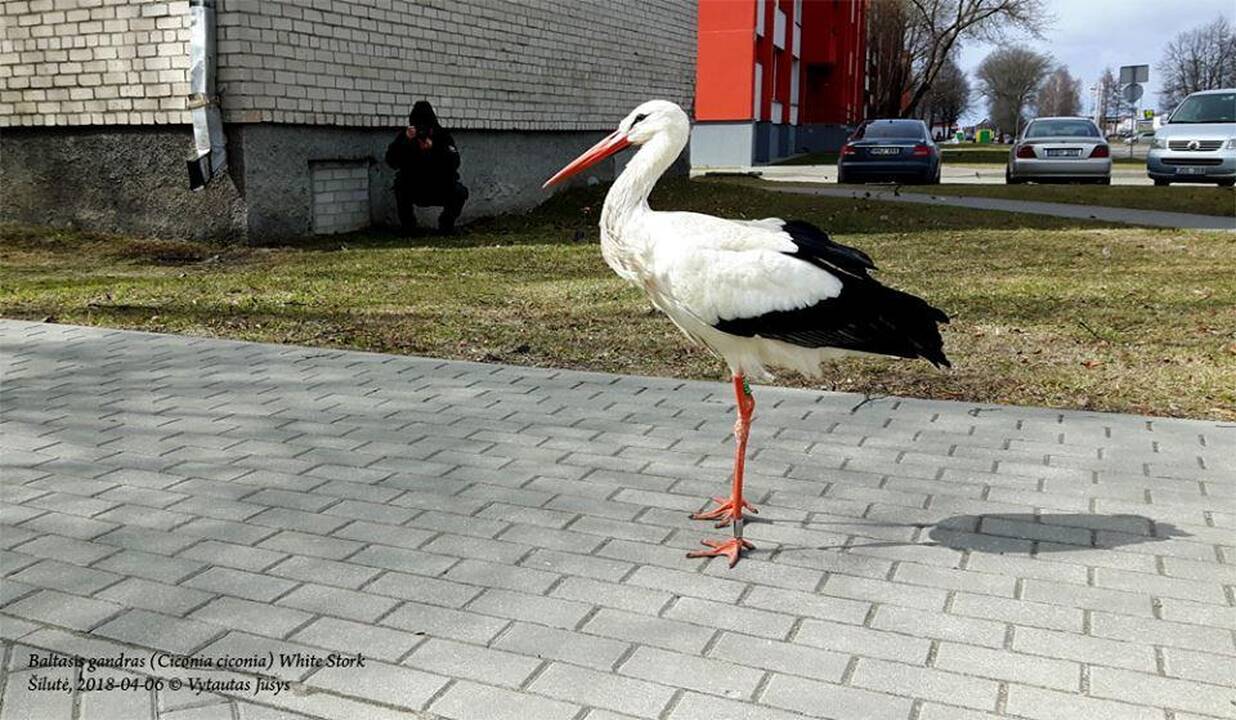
[975,45,1053,136]
[1097,66,1123,130]
[1157,15,1236,111]
[917,55,971,133]
[867,0,915,118]
[866,0,1050,118]
[1036,66,1082,116]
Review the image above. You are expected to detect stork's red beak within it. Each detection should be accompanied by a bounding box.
[542,130,632,188]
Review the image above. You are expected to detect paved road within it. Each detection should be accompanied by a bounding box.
[694,164,1157,186]
[754,184,1236,231]
[1,320,1233,720]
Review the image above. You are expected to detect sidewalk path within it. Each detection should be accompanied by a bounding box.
[2,320,1233,720]
[693,163,1156,187]
[748,183,1236,231]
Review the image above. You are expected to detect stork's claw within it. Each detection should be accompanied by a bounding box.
[690,495,758,528]
[687,537,755,567]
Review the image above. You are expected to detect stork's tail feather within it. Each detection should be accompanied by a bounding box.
[715,279,952,369]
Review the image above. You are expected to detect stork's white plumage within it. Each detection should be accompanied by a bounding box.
[545,100,950,567]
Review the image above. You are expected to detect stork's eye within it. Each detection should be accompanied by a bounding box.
[632,113,649,126]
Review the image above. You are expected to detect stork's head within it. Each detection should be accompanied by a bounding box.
[543,100,689,188]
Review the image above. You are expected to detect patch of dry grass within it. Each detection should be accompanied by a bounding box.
[2,178,1233,420]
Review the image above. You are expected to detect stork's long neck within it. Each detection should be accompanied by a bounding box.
[602,132,684,227]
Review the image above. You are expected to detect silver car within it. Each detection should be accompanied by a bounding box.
[1147,88,1236,187]
[1006,117,1112,184]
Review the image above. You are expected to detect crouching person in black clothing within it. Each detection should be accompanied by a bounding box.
[386,100,468,235]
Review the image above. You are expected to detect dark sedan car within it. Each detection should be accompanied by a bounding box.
[837,119,941,184]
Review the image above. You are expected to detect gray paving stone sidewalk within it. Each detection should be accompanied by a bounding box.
[1,318,1233,720]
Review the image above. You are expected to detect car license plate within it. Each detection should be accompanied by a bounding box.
[869,147,900,156]
[1044,148,1081,157]
[1176,166,1206,175]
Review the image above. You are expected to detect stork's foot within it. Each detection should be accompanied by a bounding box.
[687,537,755,568]
[690,495,758,528]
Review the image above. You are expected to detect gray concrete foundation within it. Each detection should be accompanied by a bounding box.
[0,126,247,243]
[2,125,630,243]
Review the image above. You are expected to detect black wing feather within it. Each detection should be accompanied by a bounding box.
[716,220,951,368]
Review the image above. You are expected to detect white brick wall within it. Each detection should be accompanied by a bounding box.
[0,0,193,126]
[1,0,696,129]
[311,161,369,235]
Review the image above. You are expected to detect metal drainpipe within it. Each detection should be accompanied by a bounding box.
[186,0,226,191]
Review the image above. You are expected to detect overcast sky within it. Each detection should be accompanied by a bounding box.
[955,0,1234,122]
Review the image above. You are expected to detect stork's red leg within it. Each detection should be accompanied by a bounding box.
[691,375,759,528]
[688,374,757,567]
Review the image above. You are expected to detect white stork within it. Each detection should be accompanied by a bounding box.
[544,100,950,567]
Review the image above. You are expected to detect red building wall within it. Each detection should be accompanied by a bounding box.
[799,0,867,124]
[696,1,756,121]
[696,0,867,126]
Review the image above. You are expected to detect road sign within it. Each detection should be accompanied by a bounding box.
[1119,65,1149,84]
[1122,83,1143,103]
[1143,109,1154,119]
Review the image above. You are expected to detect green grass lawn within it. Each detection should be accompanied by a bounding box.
[899,184,1236,217]
[3,177,1234,420]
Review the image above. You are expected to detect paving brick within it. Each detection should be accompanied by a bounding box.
[277,582,396,623]
[9,559,121,595]
[382,600,509,645]
[949,592,1083,633]
[892,562,1016,597]
[97,577,213,616]
[1093,566,1229,605]
[852,657,999,710]
[94,608,221,654]
[1004,684,1163,720]
[1020,579,1153,617]
[625,564,747,604]
[1161,647,1236,686]
[189,596,312,639]
[621,644,763,700]
[529,662,675,718]
[1011,626,1158,672]
[709,631,849,683]
[521,548,633,581]
[422,534,530,564]
[15,534,117,565]
[493,621,630,671]
[304,658,448,712]
[794,617,932,664]
[872,604,1005,648]
[290,616,421,662]
[175,517,276,546]
[257,530,363,561]
[570,515,672,544]
[1090,611,1236,655]
[552,576,669,615]
[760,673,913,720]
[5,589,122,631]
[934,642,1080,691]
[429,679,580,720]
[1092,666,1236,716]
[583,608,716,655]
[177,539,286,572]
[404,637,540,687]
[182,567,297,603]
[467,587,592,629]
[665,596,794,640]
[667,692,807,720]
[348,544,458,577]
[266,555,382,590]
